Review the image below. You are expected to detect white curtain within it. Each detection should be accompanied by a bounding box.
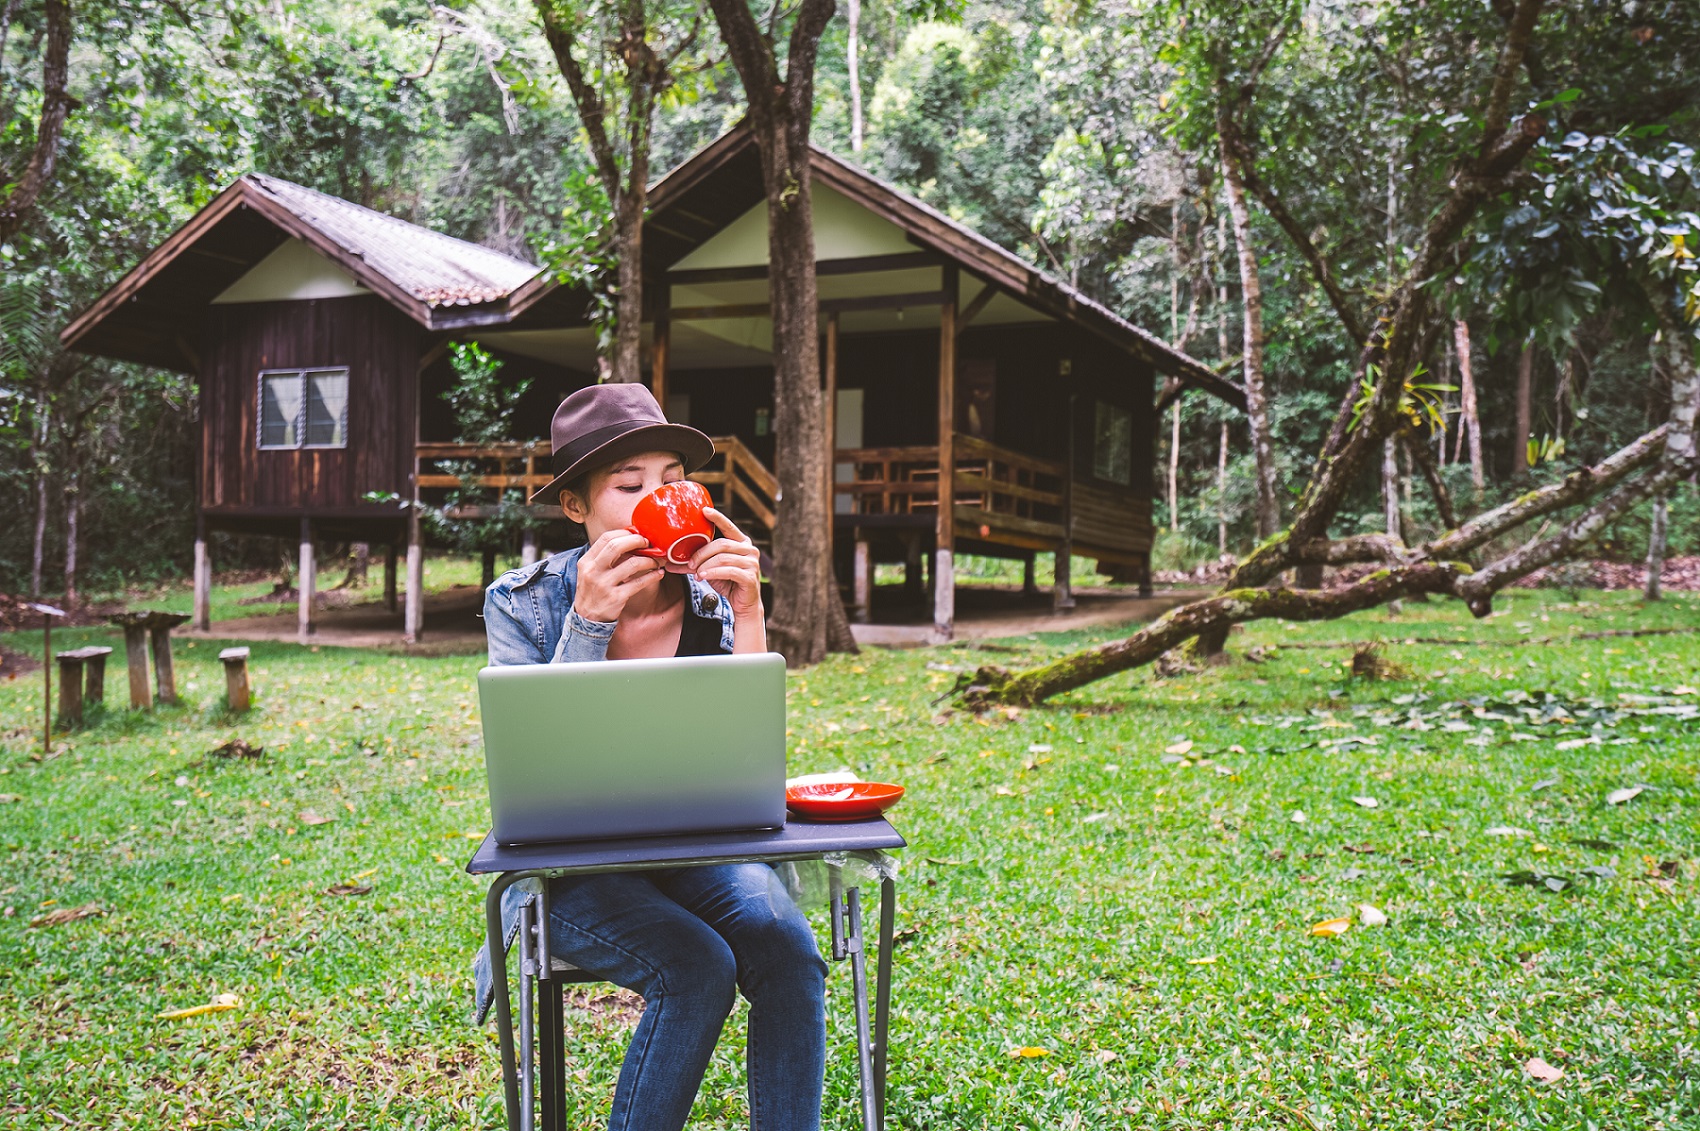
[306,369,348,446]
[261,373,303,447]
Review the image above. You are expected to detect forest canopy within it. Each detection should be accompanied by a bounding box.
[1,0,1695,640]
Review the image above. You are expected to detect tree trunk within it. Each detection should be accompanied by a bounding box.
[847,0,863,153]
[1168,402,1181,532]
[1217,420,1228,555]
[30,406,49,598]
[64,469,79,605]
[1216,129,1280,539]
[1454,320,1484,495]
[1513,342,1534,476]
[1382,435,1401,540]
[1645,492,1667,601]
[0,0,73,244]
[706,0,839,664]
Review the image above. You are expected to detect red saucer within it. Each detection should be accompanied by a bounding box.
[785,781,904,822]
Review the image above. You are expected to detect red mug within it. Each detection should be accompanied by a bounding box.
[628,480,715,565]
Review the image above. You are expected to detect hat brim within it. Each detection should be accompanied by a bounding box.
[528,422,716,507]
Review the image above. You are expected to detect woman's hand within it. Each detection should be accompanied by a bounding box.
[573,529,663,623]
[686,507,763,618]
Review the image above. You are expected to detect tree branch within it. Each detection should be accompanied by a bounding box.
[1402,427,1457,530]
[534,1,623,204]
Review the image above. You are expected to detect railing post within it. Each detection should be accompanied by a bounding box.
[933,266,958,643]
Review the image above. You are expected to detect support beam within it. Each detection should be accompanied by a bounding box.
[220,647,252,714]
[651,311,670,414]
[934,266,959,642]
[1056,394,1077,612]
[383,543,399,612]
[298,516,316,644]
[404,504,424,644]
[1023,553,1038,596]
[955,282,997,337]
[824,312,839,524]
[192,513,211,631]
[853,538,872,624]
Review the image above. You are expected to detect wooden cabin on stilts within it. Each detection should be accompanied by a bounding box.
[61,127,1239,644]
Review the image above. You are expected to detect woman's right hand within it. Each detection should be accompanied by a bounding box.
[572,529,663,623]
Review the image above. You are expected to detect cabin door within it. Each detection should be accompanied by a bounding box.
[834,388,863,515]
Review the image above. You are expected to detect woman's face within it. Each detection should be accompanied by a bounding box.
[560,450,685,540]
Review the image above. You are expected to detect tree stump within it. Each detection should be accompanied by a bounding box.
[219,647,252,713]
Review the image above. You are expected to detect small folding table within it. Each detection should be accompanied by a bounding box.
[468,816,906,1131]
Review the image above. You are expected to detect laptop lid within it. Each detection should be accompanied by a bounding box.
[477,652,787,846]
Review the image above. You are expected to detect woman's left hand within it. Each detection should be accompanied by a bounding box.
[685,507,763,616]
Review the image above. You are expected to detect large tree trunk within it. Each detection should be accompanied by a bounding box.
[1645,492,1667,601]
[1168,403,1181,532]
[1513,342,1535,476]
[1216,125,1279,539]
[705,0,839,665]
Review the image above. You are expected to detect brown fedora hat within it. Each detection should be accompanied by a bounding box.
[529,384,714,506]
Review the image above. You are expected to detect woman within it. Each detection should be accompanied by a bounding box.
[478,383,826,1131]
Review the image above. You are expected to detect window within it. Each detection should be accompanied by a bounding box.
[258,368,349,449]
[1092,400,1132,485]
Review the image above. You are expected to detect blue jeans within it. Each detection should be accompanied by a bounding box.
[545,863,827,1131]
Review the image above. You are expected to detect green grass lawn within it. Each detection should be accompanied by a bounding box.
[2,585,1697,1129]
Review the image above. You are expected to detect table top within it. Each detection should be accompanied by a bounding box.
[466,816,905,876]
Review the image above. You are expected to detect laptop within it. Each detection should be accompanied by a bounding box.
[476,652,788,846]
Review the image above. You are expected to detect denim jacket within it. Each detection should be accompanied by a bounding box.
[471,544,737,1023]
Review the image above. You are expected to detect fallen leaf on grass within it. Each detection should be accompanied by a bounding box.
[1486,826,1534,837]
[1028,743,1053,754]
[1350,796,1379,809]
[1356,903,1388,927]
[1185,956,1218,965]
[1095,1049,1120,1064]
[28,903,103,928]
[325,884,373,897]
[157,993,241,1021]
[210,740,263,759]
[994,786,1014,796]
[0,794,18,803]
[1309,917,1352,938]
[1009,1047,1050,1058]
[1164,740,1193,756]
[1524,1057,1565,1083]
[298,811,333,826]
[1290,810,1307,824]
[1606,785,1645,805]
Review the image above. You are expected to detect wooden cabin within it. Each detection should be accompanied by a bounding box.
[62,127,1238,644]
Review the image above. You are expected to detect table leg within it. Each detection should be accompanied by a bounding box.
[875,876,895,1129]
[486,871,539,1131]
[846,888,878,1131]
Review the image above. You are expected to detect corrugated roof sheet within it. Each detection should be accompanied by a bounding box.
[246,174,540,307]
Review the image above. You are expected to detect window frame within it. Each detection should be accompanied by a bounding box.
[255,366,350,451]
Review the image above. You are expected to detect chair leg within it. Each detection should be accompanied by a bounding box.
[874,876,896,1129]
[518,899,536,1131]
[539,981,566,1131]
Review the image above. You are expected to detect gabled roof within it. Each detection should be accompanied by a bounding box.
[505,127,1244,410]
[63,131,1240,410]
[60,174,541,371]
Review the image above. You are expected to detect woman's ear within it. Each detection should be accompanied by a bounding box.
[560,489,587,524]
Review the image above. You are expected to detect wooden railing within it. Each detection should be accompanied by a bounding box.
[834,434,1066,534]
[414,436,779,539]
